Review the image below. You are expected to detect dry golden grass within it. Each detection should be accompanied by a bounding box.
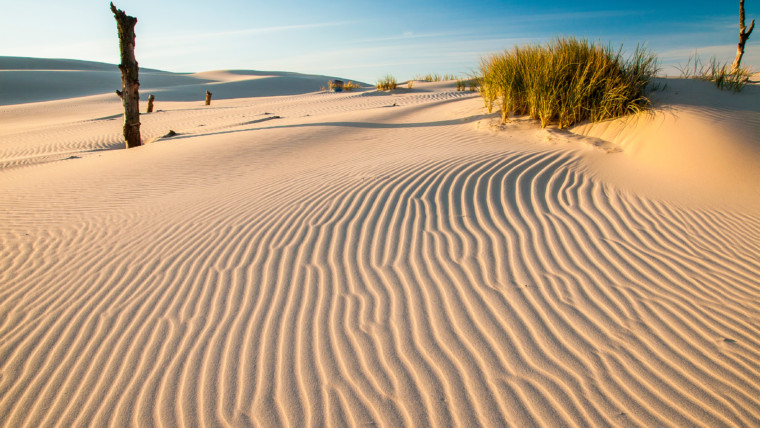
[377,74,397,91]
[677,54,753,92]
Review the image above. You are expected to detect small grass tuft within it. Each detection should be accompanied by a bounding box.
[343,81,360,91]
[377,74,398,91]
[455,78,478,92]
[415,73,460,82]
[479,37,658,128]
[677,54,751,92]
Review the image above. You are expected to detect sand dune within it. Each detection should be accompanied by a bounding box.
[0,57,361,105]
[573,77,760,208]
[1,68,759,427]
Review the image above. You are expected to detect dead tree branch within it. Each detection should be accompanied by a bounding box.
[732,0,756,72]
[111,2,141,148]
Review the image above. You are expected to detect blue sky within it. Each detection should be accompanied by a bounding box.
[1,0,758,82]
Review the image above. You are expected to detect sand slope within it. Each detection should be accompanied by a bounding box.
[1,73,759,427]
[572,77,760,209]
[0,57,362,105]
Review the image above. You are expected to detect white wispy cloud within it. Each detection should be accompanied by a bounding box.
[514,9,645,23]
[345,30,474,45]
[146,20,360,45]
[195,20,361,39]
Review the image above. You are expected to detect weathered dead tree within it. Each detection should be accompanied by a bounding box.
[111,2,141,148]
[147,94,155,113]
[731,0,755,72]
[205,90,213,105]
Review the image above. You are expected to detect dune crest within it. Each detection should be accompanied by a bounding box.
[0,56,361,105]
[572,77,760,209]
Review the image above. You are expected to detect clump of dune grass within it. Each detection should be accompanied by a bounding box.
[343,81,360,91]
[456,78,478,91]
[420,73,441,82]
[377,74,397,91]
[407,80,414,89]
[416,73,460,82]
[480,37,658,128]
[324,80,360,92]
[677,54,752,92]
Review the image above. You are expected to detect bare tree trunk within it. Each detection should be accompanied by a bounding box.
[111,3,141,149]
[732,0,755,72]
[205,90,213,106]
[147,94,155,113]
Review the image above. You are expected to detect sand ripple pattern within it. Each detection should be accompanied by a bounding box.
[1,96,759,427]
[0,89,472,170]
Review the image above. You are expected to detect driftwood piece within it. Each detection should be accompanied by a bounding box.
[147,94,155,113]
[110,2,141,148]
[205,90,213,106]
[732,0,755,72]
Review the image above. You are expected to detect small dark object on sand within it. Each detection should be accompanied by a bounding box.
[147,94,155,113]
[241,116,281,126]
[161,130,178,138]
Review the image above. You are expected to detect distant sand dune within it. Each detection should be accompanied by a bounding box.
[1,68,759,427]
[0,57,362,105]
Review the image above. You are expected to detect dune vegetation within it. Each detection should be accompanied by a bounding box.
[343,80,360,91]
[479,37,658,128]
[376,74,398,91]
[456,79,478,91]
[678,54,753,92]
[415,72,460,82]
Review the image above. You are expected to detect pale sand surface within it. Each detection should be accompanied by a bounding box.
[1,63,759,427]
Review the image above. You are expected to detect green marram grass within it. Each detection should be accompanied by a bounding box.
[479,37,658,128]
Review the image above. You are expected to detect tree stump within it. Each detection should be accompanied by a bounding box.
[147,94,155,113]
[110,2,141,148]
[205,90,213,106]
[732,0,755,72]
